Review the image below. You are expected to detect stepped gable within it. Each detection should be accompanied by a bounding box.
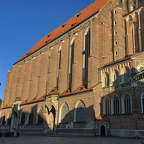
[16,0,109,63]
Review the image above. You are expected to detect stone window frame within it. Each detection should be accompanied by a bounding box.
[58,46,62,70]
[122,93,132,114]
[111,95,120,114]
[114,30,118,35]
[69,39,75,90]
[57,46,62,89]
[1,115,5,125]
[60,103,69,123]
[105,97,110,115]
[48,53,51,74]
[113,69,120,85]
[74,100,86,122]
[82,28,91,88]
[36,106,44,125]
[7,112,12,125]
[141,93,144,113]
[28,108,34,125]
[132,22,139,53]
[19,110,26,125]
[103,96,110,115]
[124,66,130,83]
[105,72,110,87]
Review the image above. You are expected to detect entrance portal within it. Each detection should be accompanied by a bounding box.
[100,125,106,136]
[46,105,56,132]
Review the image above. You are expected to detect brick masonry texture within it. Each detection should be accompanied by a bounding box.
[1,0,144,138]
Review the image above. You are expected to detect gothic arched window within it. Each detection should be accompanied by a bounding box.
[1,115,5,125]
[20,112,25,125]
[141,94,144,113]
[113,96,120,114]
[124,67,130,83]
[105,72,110,87]
[28,109,34,125]
[75,101,86,122]
[7,114,12,125]
[83,28,90,88]
[37,107,44,124]
[114,70,119,85]
[122,93,132,114]
[105,98,110,115]
[132,23,139,53]
[61,103,69,123]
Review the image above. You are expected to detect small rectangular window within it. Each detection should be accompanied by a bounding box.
[48,56,51,73]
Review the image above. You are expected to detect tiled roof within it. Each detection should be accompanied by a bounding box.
[2,104,12,109]
[13,83,101,106]
[20,96,45,105]
[47,87,59,95]
[16,0,108,63]
[96,114,109,122]
[60,83,101,97]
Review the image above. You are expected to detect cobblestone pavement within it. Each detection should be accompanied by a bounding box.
[0,135,144,144]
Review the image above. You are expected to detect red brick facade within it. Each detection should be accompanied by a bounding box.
[1,0,144,137]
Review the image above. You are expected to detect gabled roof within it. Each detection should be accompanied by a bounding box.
[16,0,109,64]
[96,114,109,122]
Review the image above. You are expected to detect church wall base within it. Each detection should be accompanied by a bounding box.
[110,129,144,138]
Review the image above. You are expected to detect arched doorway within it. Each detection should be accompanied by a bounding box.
[46,105,56,132]
[100,125,106,136]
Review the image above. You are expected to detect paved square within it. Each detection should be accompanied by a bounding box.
[0,135,144,144]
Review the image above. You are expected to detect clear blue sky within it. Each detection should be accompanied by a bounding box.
[0,0,95,100]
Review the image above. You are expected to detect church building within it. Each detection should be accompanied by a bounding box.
[1,0,144,137]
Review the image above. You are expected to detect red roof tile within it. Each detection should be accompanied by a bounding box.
[47,87,59,95]
[96,114,109,122]
[16,0,108,63]
[2,104,12,109]
[12,83,101,106]
[20,96,45,105]
[60,83,101,97]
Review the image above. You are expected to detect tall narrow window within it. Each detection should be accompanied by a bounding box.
[141,94,144,113]
[85,29,90,56]
[7,114,11,125]
[57,49,62,88]
[113,96,119,114]
[83,29,90,88]
[69,42,74,90]
[20,112,25,125]
[1,115,5,125]
[105,72,110,87]
[48,55,51,73]
[37,107,43,124]
[105,98,110,115]
[132,23,138,53]
[58,50,62,69]
[124,67,130,83]
[114,70,119,85]
[75,101,86,122]
[61,103,69,123]
[28,109,34,125]
[122,93,132,114]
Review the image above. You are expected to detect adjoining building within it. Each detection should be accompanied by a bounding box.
[1,0,144,137]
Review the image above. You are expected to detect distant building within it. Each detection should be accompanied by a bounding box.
[1,0,144,137]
